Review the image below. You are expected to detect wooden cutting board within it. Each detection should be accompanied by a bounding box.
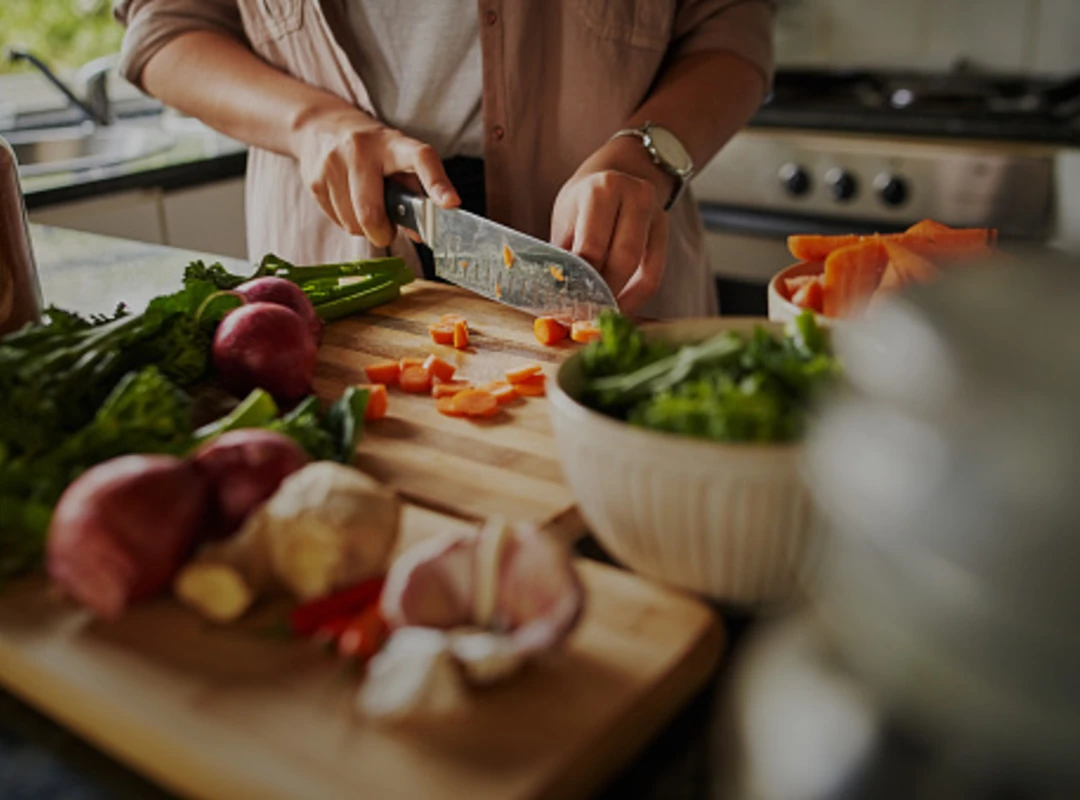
[315,280,583,532]
[0,505,723,800]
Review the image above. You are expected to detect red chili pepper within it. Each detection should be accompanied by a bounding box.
[289,576,385,638]
[337,605,390,661]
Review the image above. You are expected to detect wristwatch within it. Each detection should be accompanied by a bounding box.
[610,121,695,211]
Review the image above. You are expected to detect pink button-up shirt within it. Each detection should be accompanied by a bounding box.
[115,0,773,318]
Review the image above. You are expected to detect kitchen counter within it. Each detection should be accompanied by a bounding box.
[1,226,756,800]
[17,115,247,211]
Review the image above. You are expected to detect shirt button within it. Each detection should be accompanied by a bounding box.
[491,125,505,142]
[485,9,498,25]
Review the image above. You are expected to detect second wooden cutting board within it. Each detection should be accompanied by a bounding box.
[316,280,583,531]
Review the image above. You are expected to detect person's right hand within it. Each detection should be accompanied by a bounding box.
[292,107,460,248]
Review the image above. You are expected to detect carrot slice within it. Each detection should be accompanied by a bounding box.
[822,237,889,318]
[400,357,425,369]
[901,220,997,259]
[513,375,546,397]
[791,277,825,313]
[358,384,388,420]
[452,389,500,418]
[784,275,815,294]
[432,380,473,398]
[399,365,432,394]
[429,323,455,345]
[422,355,456,382]
[571,321,602,343]
[364,361,401,386]
[882,240,938,284]
[502,245,515,269]
[534,316,570,346]
[453,319,470,349]
[490,384,519,404]
[788,234,861,262]
[505,363,543,384]
[436,395,466,417]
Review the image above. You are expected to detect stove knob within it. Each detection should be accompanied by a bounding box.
[825,168,858,202]
[778,163,811,197]
[875,173,909,207]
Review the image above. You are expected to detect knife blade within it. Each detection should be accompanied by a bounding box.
[385,181,618,318]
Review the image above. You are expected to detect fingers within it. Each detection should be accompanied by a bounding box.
[604,182,654,296]
[617,212,668,314]
[570,177,619,270]
[386,137,460,208]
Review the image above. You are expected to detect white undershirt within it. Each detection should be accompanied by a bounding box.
[346,1,485,159]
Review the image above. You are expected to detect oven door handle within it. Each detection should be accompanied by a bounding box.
[698,203,904,239]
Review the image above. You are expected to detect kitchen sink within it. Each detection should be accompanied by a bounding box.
[4,124,175,177]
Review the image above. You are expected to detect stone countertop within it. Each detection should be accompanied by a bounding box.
[4,226,754,800]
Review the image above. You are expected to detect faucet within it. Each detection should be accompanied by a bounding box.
[4,48,112,127]
[0,135,43,334]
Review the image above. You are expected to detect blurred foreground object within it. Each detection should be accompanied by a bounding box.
[0,134,42,334]
[726,251,1080,799]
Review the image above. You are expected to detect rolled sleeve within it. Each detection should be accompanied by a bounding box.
[113,0,246,88]
[671,0,775,91]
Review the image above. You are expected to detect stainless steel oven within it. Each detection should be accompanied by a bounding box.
[697,69,1079,315]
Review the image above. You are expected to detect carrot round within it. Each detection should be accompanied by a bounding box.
[422,355,456,382]
[534,316,569,346]
[505,363,543,384]
[358,384,389,420]
[452,319,470,349]
[399,365,432,394]
[452,389,500,418]
[364,360,401,386]
[436,395,466,417]
[429,323,455,345]
[432,379,473,398]
[513,375,546,397]
[571,321,602,343]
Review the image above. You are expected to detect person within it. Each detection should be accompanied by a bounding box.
[114,1,773,317]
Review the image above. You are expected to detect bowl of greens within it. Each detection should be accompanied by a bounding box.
[548,311,840,604]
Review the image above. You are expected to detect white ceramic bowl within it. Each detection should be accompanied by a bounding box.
[767,260,824,325]
[548,318,817,606]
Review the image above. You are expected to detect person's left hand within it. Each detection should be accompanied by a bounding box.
[551,135,674,313]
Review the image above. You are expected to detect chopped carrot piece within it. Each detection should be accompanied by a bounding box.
[400,357,425,369]
[791,277,825,313]
[783,275,816,295]
[357,384,388,420]
[494,284,503,300]
[453,319,470,349]
[506,363,543,384]
[534,316,570,346]
[571,320,602,343]
[429,323,455,345]
[514,375,546,397]
[452,389,500,418]
[422,355,456,383]
[436,395,466,417]
[399,365,432,394]
[440,314,465,325]
[490,383,519,404]
[877,263,905,294]
[364,361,401,386]
[503,245,515,269]
[822,237,889,318]
[549,264,566,282]
[902,220,996,260]
[432,380,473,398]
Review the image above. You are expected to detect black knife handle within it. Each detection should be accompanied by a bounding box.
[384,180,423,233]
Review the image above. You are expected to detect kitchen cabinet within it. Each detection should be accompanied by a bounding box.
[27,178,248,260]
[160,177,247,259]
[28,189,166,245]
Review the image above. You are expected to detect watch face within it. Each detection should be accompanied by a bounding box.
[647,126,692,174]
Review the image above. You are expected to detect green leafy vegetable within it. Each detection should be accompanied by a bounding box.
[579,310,841,444]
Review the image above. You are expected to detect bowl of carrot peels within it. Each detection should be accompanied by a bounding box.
[768,219,999,324]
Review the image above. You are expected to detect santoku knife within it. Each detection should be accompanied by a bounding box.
[385,182,618,318]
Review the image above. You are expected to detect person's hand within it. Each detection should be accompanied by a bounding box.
[292,106,459,247]
[551,135,673,313]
